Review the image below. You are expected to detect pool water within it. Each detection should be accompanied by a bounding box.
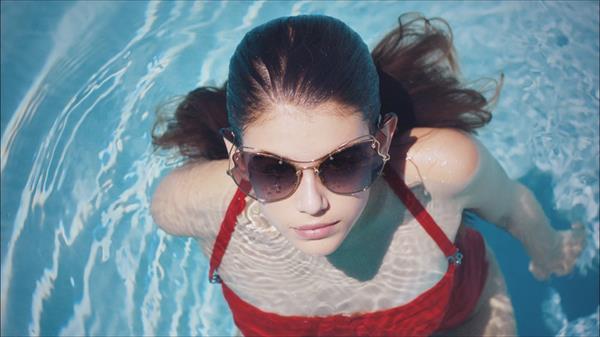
[1,1,598,336]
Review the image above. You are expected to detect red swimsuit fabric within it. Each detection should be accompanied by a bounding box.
[209,166,489,336]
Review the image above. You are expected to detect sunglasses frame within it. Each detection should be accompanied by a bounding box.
[223,132,391,203]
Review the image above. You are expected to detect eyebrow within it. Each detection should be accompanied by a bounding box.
[238,134,375,163]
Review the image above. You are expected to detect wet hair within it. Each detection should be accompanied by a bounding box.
[152,13,501,161]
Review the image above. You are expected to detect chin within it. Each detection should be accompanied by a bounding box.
[292,235,345,257]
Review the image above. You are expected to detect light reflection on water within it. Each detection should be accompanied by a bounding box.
[1,1,598,336]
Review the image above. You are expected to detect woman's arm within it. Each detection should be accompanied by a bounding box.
[411,128,585,280]
[151,159,235,238]
[460,136,585,279]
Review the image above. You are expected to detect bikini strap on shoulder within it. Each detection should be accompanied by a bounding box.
[382,165,459,259]
[208,187,247,283]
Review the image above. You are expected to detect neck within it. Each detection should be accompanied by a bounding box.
[326,177,406,281]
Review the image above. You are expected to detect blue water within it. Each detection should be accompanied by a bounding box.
[1,1,598,336]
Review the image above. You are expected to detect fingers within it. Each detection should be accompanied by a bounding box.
[572,222,584,230]
[563,224,587,263]
[529,224,587,281]
[554,260,571,276]
[529,262,550,281]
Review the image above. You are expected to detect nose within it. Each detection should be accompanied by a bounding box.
[295,168,329,215]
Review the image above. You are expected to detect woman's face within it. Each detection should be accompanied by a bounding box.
[237,101,384,256]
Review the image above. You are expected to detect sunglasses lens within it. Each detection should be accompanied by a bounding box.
[248,154,298,201]
[319,141,383,194]
[231,152,298,202]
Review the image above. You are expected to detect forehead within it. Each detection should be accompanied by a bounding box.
[242,102,370,161]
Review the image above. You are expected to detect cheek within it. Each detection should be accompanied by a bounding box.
[258,202,291,231]
[341,195,370,227]
[332,188,371,216]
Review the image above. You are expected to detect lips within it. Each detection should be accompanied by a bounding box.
[292,221,339,240]
[293,222,338,231]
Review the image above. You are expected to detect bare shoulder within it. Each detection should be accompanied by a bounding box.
[151,159,237,238]
[389,127,482,199]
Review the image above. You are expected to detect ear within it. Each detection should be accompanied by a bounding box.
[219,127,238,162]
[377,113,398,156]
[223,136,235,161]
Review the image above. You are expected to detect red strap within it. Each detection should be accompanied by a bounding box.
[209,167,458,282]
[208,184,248,282]
[383,165,458,258]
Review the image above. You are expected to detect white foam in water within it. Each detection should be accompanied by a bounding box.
[543,288,600,337]
[1,1,598,336]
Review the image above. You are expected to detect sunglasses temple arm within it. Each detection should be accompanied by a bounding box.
[223,139,237,174]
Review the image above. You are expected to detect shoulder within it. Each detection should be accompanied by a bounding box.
[151,159,237,238]
[389,127,482,199]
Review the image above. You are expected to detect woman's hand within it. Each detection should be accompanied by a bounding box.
[528,223,587,281]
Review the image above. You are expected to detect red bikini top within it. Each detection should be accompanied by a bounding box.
[208,165,464,337]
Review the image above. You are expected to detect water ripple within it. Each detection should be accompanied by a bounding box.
[1,1,598,336]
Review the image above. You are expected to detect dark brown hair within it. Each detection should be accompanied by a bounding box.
[152,13,501,161]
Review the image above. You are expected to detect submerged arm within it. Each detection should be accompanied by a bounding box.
[151,159,233,239]
[455,134,585,280]
[414,128,585,280]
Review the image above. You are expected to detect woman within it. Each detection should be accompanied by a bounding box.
[151,14,585,336]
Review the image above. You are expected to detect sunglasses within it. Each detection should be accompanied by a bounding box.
[221,130,390,203]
